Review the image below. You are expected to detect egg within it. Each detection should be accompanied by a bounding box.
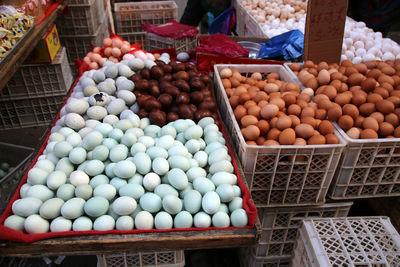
[93,215,115,231]
[4,215,25,231]
[194,212,211,228]
[174,211,193,228]
[135,211,154,229]
[50,217,72,232]
[230,208,248,227]
[24,214,49,234]
[360,128,378,139]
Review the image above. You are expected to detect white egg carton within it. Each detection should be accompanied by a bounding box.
[214,64,346,207]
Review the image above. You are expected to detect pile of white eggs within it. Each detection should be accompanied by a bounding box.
[341,18,400,63]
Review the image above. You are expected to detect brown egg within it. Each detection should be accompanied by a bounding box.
[261,104,279,119]
[308,135,326,145]
[348,73,365,86]
[241,115,258,127]
[366,69,382,79]
[229,95,240,108]
[379,122,394,137]
[242,125,260,141]
[380,82,394,93]
[318,69,331,85]
[374,87,389,98]
[394,126,400,137]
[345,66,358,76]
[264,83,279,93]
[267,128,281,140]
[264,140,280,146]
[331,72,344,81]
[323,86,337,100]
[327,105,342,121]
[301,107,315,118]
[295,123,315,139]
[314,94,330,103]
[359,103,376,116]
[361,77,377,92]
[308,102,318,110]
[318,99,333,110]
[325,133,339,144]
[378,74,395,86]
[330,79,342,91]
[279,128,296,145]
[239,92,251,104]
[282,94,297,107]
[306,78,318,90]
[341,59,353,67]
[363,117,379,131]
[317,61,329,71]
[257,120,270,135]
[370,112,384,123]
[391,91,400,98]
[376,100,395,114]
[338,115,354,131]
[270,117,278,128]
[302,116,318,129]
[386,96,400,106]
[346,127,361,139]
[315,109,327,120]
[294,138,307,146]
[352,92,367,106]
[267,72,280,80]
[256,136,266,145]
[342,104,359,120]
[248,86,260,95]
[385,113,399,127]
[367,93,383,103]
[290,63,301,71]
[360,129,378,139]
[222,78,231,88]
[304,60,315,68]
[270,98,286,110]
[246,141,257,145]
[229,78,240,88]
[354,63,368,74]
[354,116,365,128]
[234,105,247,121]
[319,120,334,135]
[225,88,233,97]
[335,93,351,106]
[244,100,257,109]
[248,105,261,118]
[276,116,292,130]
[255,80,266,90]
[289,115,301,127]
[258,100,268,108]
[252,91,268,103]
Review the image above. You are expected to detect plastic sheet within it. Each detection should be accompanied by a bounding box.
[196,33,249,58]
[208,7,236,35]
[258,30,304,60]
[142,19,197,39]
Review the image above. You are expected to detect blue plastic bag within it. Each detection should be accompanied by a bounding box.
[208,7,235,35]
[258,30,304,60]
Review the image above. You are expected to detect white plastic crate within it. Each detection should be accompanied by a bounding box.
[235,0,267,38]
[56,0,105,35]
[114,1,178,33]
[60,14,109,62]
[2,47,73,100]
[253,202,352,259]
[214,64,346,206]
[240,247,290,267]
[118,32,147,49]
[146,32,196,53]
[98,250,185,267]
[291,217,400,267]
[0,142,34,213]
[329,124,400,199]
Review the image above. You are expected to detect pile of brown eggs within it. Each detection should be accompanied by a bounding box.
[291,59,400,139]
[219,67,339,146]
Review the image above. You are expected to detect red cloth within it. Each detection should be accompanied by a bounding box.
[36,2,60,26]
[0,72,257,243]
[142,19,197,39]
[196,33,249,58]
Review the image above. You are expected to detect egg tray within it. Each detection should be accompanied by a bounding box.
[98,250,185,267]
[283,62,400,200]
[145,33,197,53]
[114,1,178,34]
[0,72,257,243]
[0,142,34,214]
[214,64,346,207]
[56,0,105,36]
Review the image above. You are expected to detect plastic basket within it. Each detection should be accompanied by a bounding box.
[145,32,196,53]
[118,32,147,49]
[0,95,67,129]
[0,142,34,213]
[329,124,400,199]
[214,64,346,207]
[98,250,185,267]
[291,217,400,267]
[253,202,352,259]
[56,0,105,35]
[2,47,73,101]
[60,14,109,62]
[235,0,267,38]
[114,1,178,33]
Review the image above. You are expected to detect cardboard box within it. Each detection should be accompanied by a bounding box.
[304,0,348,64]
[25,24,61,64]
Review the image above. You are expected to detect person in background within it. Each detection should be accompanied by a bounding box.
[349,0,400,36]
[180,0,231,29]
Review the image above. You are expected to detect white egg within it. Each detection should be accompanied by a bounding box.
[382,52,395,61]
[363,53,375,62]
[352,56,362,64]
[355,48,366,57]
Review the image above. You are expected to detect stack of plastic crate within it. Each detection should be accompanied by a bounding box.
[114,1,178,50]
[212,64,353,267]
[291,217,400,266]
[0,47,73,130]
[57,0,109,75]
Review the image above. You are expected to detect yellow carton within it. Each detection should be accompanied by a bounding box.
[25,24,61,63]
